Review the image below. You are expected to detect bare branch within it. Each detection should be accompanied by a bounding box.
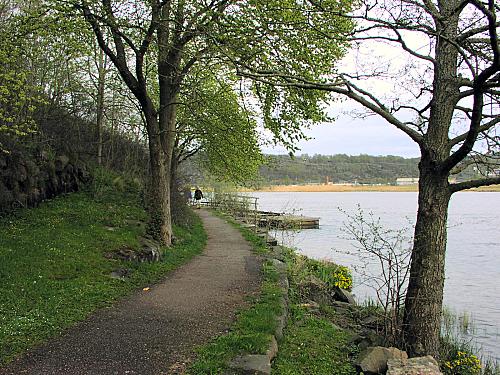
[450,176,500,192]
[450,116,500,146]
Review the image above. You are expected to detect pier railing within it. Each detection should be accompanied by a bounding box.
[208,192,319,231]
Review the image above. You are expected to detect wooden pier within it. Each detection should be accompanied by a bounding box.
[205,193,320,230]
[258,213,320,229]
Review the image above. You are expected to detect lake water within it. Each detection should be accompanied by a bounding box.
[251,191,500,362]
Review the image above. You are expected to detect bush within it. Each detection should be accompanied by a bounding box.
[443,350,482,375]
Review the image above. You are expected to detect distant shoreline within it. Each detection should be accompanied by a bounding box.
[244,184,500,193]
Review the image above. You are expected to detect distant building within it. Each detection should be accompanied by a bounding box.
[396,177,419,185]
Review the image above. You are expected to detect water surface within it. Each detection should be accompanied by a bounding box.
[251,192,500,361]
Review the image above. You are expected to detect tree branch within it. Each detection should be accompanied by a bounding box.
[450,176,500,192]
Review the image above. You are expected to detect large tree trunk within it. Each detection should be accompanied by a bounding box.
[402,155,451,357]
[402,3,460,357]
[96,48,106,166]
[145,127,172,245]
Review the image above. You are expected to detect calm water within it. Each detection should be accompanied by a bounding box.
[251,192,500,361]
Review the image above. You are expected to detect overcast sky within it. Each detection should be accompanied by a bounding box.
[259,31,428,159]
[261,106,421,158]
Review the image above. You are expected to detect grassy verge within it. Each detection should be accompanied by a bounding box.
[272,247,358,375]
[0,172,207,364]
[188,213,358,374]
[188,220,282,374]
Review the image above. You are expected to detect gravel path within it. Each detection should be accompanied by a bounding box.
[1,210,261,375]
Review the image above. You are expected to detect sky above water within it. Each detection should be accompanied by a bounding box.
[261,109,421,158]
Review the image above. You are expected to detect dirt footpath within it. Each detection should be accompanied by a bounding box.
[1,209,261,375]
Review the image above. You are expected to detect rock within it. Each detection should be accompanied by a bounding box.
[297,275,333,305]
[110,268,130,280]
[138,236,162,262]
[55,155,70,172]
[113,247,138,261]
[387,355,442,375]
[13,164,28,182]
[137,247,161,262]
[64,163,74,175]
[270,258,287,273]
[266,336,278,361]
[356,329,385,351]
[229,355,271,375]
[278,274,289,290]
[362,315,382,328]
[275,310,287,342]
[300,301,320,310]
[355,346,408,375]
[334,287,356,305]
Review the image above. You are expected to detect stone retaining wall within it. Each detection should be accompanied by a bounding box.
[0,150,90,214]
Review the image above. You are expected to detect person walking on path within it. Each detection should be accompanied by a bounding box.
[194,187,203,208]
[0,210,261,375]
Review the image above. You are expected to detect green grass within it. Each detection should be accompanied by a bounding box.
[0,178,207,364]
[188,210,359,374]
[188,224,283,374]
[272,312,357,375]
[271,249,359,375]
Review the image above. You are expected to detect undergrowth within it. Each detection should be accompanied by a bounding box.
[0,169,206,364]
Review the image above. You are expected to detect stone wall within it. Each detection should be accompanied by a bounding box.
[0,149,90,214]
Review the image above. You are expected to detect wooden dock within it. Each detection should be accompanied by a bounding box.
[204,194,320,229]
[258,213,319,229]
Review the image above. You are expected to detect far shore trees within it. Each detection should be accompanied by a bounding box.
[238,0,500,357]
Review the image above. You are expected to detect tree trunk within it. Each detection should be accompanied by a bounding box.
[402,156,451,357]
[96,48,106,165]
[401,3,460,357]
[145,126,171,245]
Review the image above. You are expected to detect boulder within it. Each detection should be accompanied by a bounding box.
[110,268,130,280]
[270,258,287,273]
[333,287,356,305]
[228,355,271,375]
[355,346,408,375]
[265,336,278,361]
[297,275,333,305]
[387,355,442,375]
[55,155,70,172]
[112,247,138,261]
[138,237,162,262]
[13,164,28,182]
[349,329,384,351]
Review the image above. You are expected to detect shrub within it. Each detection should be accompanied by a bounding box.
[443,350,482,375]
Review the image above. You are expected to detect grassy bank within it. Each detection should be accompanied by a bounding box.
[188,221,282,374]
[199,207,498,374]
[188,215,359,374]
[0,173,207,364]
[245,184,500,192]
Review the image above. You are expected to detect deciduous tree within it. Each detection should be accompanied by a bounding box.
[238,0,500,357]
[59,0,354,245]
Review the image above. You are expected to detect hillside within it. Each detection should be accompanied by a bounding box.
[259,154,420,185]
[259,154,481,185]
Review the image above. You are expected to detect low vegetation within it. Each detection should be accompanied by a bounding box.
[0,170,206,364]
[188,213,360,374]
[188,231,283,374]
[272,247,359,375]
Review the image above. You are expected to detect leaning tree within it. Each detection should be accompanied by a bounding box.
[237,0,499,357]
[55,0,354,245]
